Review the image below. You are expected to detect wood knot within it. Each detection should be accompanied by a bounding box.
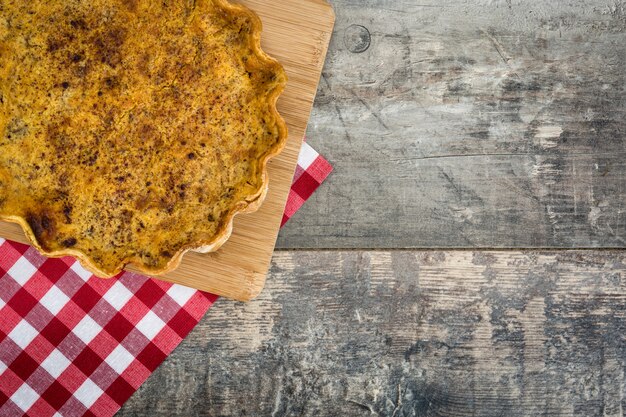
[344,24,371,54]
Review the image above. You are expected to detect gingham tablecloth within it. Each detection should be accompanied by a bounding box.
[0,142,332,417]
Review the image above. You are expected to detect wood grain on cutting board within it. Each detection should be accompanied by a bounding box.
[0,0,335,301]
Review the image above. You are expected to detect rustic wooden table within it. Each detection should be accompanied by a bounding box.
[119,1,626,415]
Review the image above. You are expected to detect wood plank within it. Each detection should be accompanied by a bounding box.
[119,250,626,416]
[0,0,335,300]
[277,0,626,249]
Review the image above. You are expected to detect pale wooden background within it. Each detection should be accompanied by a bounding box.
[118,1,626,415]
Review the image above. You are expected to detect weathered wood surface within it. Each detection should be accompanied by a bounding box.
[119,250,626,416]
[277,0,626,249]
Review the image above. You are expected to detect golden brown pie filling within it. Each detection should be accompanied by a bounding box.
[0,0,287,276]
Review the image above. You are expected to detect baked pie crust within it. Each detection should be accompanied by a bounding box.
[0,0,287,277]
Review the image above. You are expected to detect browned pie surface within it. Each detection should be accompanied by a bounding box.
[0,0,287,277]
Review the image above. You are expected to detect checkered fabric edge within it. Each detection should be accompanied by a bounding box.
[0,142,332,417]
[282,142,333,226]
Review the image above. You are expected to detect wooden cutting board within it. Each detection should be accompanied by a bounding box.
[0,0,335,301]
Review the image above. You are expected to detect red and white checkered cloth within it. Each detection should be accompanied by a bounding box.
[0,143,332,417]
[282,142,332,226]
